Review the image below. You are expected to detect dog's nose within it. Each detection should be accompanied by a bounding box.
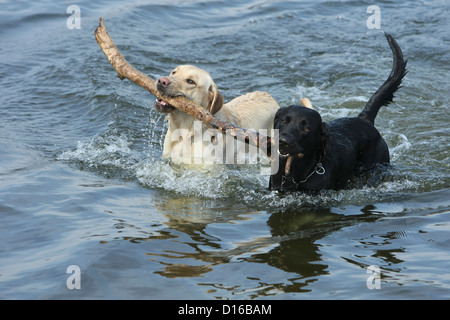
[157,76,171,87]
[279,138,289,149]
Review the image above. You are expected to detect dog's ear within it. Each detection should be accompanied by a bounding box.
[300,97,313,109]
[320,122,329,157]
[208,83,224,115]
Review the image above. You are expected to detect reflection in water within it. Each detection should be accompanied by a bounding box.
[108,193,396,297]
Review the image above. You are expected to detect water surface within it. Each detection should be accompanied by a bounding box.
[0,0,449,299]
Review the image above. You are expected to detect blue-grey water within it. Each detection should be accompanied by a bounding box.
[1,0,449,300]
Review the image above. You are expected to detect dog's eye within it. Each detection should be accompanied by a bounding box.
[280,116,290,125]
[304,128,310,132]
[186,79,196,85]
[171,71,176,75]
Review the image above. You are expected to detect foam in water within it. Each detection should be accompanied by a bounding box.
[389,133,412,161]
[58,128,419,210]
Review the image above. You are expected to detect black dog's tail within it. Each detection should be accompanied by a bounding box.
[359,33,408,124]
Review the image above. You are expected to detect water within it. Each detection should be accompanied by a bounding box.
[0,0,449,300]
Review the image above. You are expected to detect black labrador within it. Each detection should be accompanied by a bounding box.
[269,34,407,193]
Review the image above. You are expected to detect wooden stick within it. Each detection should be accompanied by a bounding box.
[94,18,274,156]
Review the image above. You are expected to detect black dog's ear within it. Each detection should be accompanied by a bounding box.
[320,122,329,157]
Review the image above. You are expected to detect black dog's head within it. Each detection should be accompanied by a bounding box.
[274,105,329,161]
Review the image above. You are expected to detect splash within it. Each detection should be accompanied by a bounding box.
[57,126,420,211]
[57,132,140,179]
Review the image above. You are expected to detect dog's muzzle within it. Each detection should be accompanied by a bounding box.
[154,98,176,113]
[278,150,304,175]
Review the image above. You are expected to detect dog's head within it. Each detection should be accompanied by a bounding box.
[154,65,224,115]
[274,105,329,160]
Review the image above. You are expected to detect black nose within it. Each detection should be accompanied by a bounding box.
[279,138,289,150]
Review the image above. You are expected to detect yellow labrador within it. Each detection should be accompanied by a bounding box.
[154,65,280,165]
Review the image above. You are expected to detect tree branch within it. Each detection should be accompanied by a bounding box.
[94,18,274,156]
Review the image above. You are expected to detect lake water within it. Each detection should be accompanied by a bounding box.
[0,0,449,300]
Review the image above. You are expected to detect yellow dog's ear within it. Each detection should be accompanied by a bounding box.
[300,97,313,109]
[208,83,224,115]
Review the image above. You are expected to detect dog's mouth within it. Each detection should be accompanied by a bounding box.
[277,146,303,158]
[278,149,290,158]
[154,98,176,113]
[277,149,304,175]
